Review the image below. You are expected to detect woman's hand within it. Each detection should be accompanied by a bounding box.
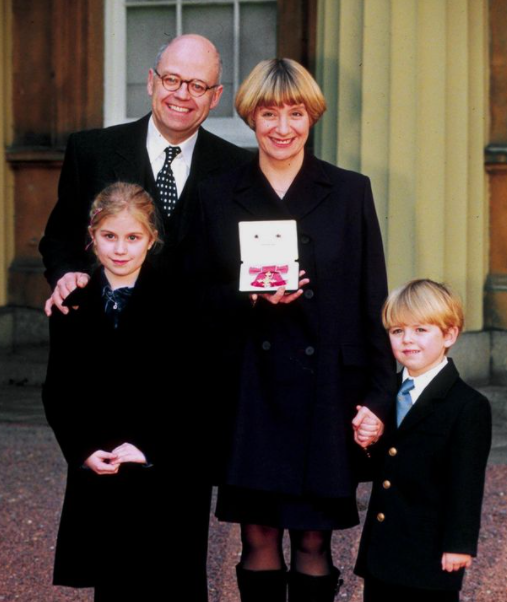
[441,553,472,572]
[109,442,147,466]
[84,450,120,475]
[250,270,310,306]
[352,405,384,448]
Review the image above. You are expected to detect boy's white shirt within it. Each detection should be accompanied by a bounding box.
[402,357,448,404]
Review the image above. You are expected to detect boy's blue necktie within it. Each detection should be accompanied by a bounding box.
[396,378,415,426]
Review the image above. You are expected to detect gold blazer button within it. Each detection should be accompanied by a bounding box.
[377,513,385,522]
[382,480,391,489]
[388,447,398,456]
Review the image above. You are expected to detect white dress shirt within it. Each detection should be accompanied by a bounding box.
[402,357,448,404]
[146,116,198,197]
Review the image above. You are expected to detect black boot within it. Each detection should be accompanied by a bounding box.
[287,566,343,602]
[236,564,287,602]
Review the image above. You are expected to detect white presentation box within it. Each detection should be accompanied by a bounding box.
[239,220,299,293]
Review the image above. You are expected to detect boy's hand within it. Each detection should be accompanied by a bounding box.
[441,553,472,572]
[352,405,384,448]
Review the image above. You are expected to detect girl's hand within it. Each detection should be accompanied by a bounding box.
[352,405,384,448]
[84,450,120,475]
[441,553,472,572]
[110,442,147,466]
[250,270,310,306]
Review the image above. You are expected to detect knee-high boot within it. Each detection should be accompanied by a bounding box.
[287,566,343,602]
[236,564,287,602]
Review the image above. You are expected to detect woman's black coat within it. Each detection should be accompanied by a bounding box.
[42,264,171,587]
[200,154,397,499]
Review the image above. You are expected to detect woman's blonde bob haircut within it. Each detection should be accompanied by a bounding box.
[235,58,327,129]
[382,279,464,333]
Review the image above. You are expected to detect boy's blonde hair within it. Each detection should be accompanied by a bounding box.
[235,58,327,129]
[382,279,464,333]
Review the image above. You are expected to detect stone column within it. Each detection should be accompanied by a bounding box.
[0,0,14,309]
[315,0,488,332]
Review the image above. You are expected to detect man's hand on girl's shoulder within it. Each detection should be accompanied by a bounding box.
[44,272,90,316]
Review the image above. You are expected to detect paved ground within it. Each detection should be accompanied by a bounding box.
[0,382,506,601]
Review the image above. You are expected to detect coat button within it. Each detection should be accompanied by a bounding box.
[388,447,398,456]
[300,235,311,244]
[377,513,385,522]
[304,289,314,299]
[262,341,271,351]
[382,480,391,489]
[305,346,315,356]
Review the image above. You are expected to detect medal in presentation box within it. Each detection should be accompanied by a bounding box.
[239,220,299,293]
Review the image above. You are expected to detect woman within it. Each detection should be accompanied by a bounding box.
[200,59,396,602]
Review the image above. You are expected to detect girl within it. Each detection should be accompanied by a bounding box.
[42,182,166,601]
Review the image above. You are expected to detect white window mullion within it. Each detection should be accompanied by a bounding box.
[104,0,127,128]
[104,0,277,146]
[176,0,183,35]
[233,1,240,97]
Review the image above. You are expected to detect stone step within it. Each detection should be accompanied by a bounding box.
[0,385,46,425]
[478,386,507,422]
[0,346,49,387]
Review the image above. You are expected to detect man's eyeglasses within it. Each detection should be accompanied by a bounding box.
[154,70,220,98]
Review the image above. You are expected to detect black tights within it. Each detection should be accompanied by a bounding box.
[240,523,333,576]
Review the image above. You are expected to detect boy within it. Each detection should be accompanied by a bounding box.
[354,279,492,602]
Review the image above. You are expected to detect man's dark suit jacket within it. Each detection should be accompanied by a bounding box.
[39,113,251,287]
[355,359,492,591]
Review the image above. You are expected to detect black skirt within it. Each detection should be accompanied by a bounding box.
[216,485,359,531]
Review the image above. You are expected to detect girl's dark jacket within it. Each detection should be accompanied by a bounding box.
[42,264,180,586]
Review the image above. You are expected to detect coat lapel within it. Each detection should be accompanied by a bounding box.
[232,152,335,221]
[397,359,460,434]
[233,158,290,219]
[65,263,157,336]
[167,127,230,247]
[284,153,334,220]
[110,114,156,197]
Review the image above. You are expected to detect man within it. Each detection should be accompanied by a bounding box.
[40,34,251,601]
[41,34,251,310]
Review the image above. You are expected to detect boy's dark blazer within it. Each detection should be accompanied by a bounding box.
[39,113,251,288]
[355,358,492,591]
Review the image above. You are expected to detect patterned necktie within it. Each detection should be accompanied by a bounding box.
[396,378,415,426]
[156,146,181,217]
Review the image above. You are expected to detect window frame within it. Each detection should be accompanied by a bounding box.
[104,0,276,146]
[104,0,316,146]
